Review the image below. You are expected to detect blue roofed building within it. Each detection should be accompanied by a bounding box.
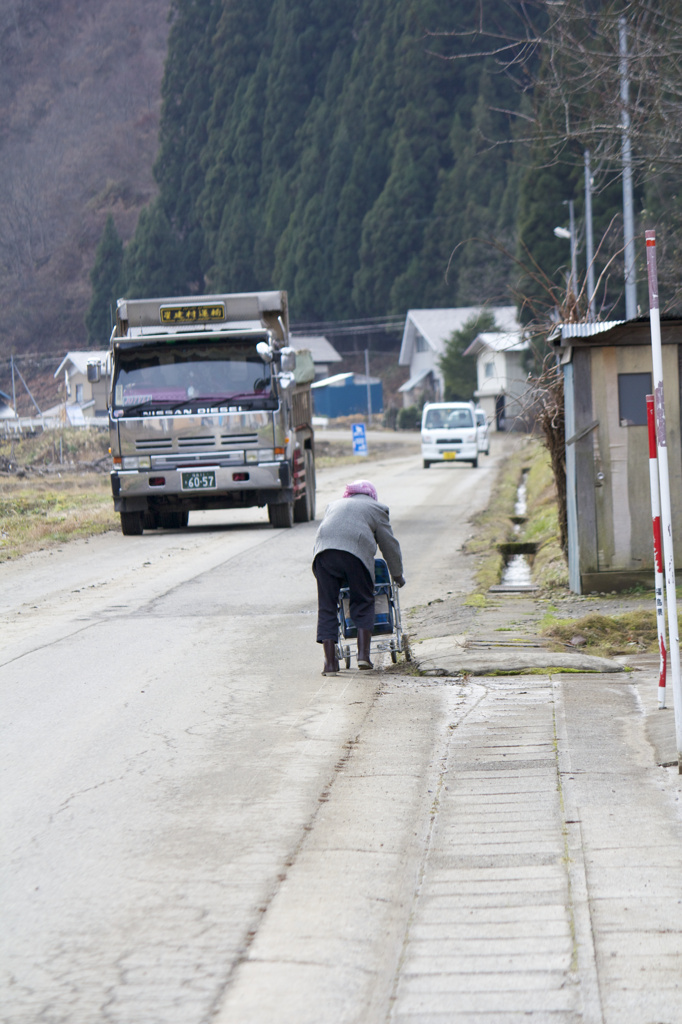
[311,372,383,419]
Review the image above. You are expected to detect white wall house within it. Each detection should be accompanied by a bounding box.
[54,351,110,424]
[463,331,530,430]
[398,306,520,408]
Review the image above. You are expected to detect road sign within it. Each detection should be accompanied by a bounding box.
[351,423,368,456]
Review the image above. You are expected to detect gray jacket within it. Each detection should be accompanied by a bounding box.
[312,493,403,581]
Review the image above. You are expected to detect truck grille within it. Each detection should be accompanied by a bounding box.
[220,434,259,444]
[136,434,260,453]
[135,439,172,451]
[179,435,215,447]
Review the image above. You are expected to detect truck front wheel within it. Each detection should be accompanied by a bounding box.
[120,511,143,535]
[268,501,294,528]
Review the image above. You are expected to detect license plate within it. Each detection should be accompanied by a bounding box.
[181,470,216,490]
[443,451,456,460]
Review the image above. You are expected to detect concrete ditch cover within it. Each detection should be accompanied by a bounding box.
[411,635,626,675]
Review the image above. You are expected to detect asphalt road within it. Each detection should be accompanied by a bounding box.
[1,436,502,1023]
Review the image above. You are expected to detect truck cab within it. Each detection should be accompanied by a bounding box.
[107,291,315,534]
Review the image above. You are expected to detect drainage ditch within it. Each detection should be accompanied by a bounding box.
[490,470,538,592]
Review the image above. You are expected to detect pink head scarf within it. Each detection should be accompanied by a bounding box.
[343,479,378,501]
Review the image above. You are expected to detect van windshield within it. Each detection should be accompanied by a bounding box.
[424,407,473,429]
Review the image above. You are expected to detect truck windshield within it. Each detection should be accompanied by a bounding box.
[112,341,273,412]
[424,408,473,429]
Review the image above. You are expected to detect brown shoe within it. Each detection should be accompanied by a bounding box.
[357,629,374,670]
[322,639,339,675]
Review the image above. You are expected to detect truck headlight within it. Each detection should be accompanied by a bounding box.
[245,448,286,464]
[121,456,151,470]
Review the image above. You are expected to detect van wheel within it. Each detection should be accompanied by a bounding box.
[471,456,479,468]
[423,460,431,469]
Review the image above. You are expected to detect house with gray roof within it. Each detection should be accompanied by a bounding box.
[398,306,521,407]
[54,351,110,422]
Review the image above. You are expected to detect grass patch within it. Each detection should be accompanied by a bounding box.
[541,609,659,656]
[1,426,110,470]
[0,476,117,561]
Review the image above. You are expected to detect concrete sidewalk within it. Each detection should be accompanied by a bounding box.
[397,593,682,1022]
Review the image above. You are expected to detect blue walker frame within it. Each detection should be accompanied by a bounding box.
[335,557,408,668]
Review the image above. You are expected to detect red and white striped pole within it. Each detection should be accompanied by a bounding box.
[646,393,667,708]
[645,230,682,768]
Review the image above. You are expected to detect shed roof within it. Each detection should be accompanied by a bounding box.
[550,314,682,347]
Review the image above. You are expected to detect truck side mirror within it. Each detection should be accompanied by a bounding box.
[256,341,274,363]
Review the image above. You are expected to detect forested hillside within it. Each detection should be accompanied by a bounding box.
[4,0,681,403]
[115,0,527,325]
[0,0,170,362]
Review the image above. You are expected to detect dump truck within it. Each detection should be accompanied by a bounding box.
[100,291,315,534]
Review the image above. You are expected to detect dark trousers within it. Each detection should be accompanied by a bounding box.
[313,549,375,642]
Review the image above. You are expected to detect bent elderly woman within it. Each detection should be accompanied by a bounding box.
[312,479,405,674]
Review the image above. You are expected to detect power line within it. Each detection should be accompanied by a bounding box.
[291,314,405,337]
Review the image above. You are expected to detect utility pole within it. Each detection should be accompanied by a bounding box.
[620,16,637,319]
[568,199,578,300]
[584,150,596,320]
[364,348,373,426]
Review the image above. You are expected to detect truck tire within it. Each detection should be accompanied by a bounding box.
[294,450,316,522]
[120,511,143,535]
[268,501,294,528]
[143,512,159,530]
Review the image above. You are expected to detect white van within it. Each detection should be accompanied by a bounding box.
[421,402,479,468]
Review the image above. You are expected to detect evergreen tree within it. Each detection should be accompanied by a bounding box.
[152,0,222,291]
[85,215,123,344]
[120,204,185,298]
[123,0,524,319]
[439,310,497,401]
